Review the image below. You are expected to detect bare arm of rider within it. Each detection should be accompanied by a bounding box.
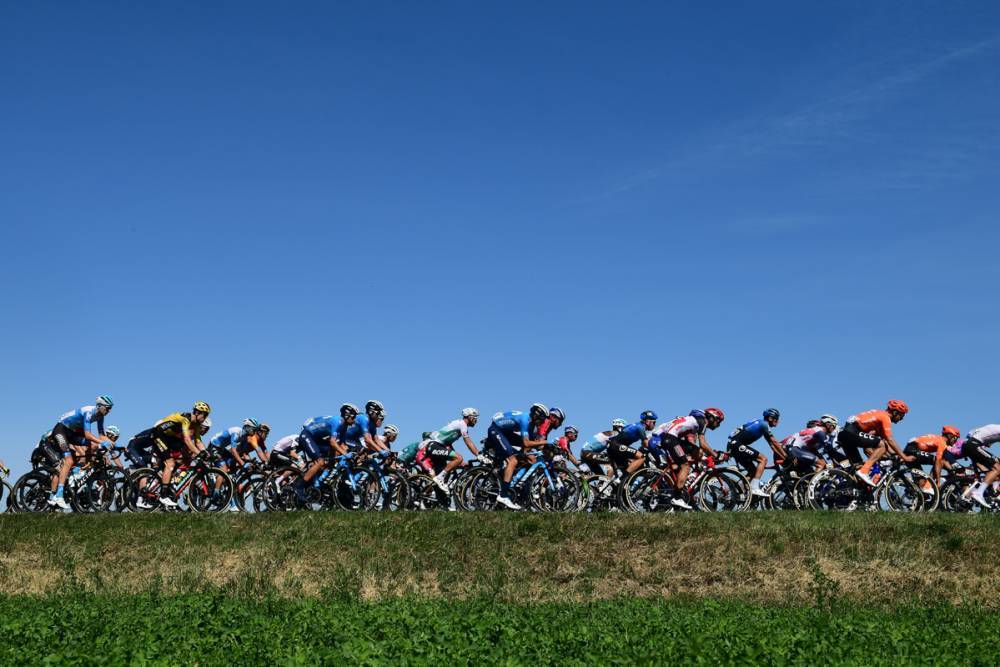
[463,434,480,457]
[767,433,787,460]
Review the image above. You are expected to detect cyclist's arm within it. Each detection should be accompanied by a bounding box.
[83,430,107,446]
[364,432,387,453]
[228,447,245,467]
[462,434,480,457]
[254,442,269,464]
[933,447,945,482]
[328,436,347,457]
[766,433,787,459]
[884,434,910,460]
[522,435,548,449]
[183,430,201,457]
[698,434,716,458]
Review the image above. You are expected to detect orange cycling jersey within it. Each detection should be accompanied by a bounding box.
[910,434,947,457]
[852,410,893,439]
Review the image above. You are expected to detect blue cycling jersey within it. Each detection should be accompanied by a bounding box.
[610,422,646,447]
[729,419,771,446]
[302,415,343,440]
[58,406,105,435]
[492,411,532,440]
[344,414,379,445]
[210,427,243,449]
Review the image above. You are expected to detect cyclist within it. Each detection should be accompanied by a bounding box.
[958,424,1000,508]
[538,407,566,439]
[606,411,658,478]
[555,426,582,468]
[210,419,269,470]
[837,400,911,486]
[485,404,551,510]
[580,419,627,475]
[650,408,725,510]
[904,426,960,486]
[380,424,399,449]
[345,400,388,453]
[270,434,304,469]
[420,408,482,492]
[726,409,785,498]
[785,415,839,474]
[296,404,358,495]
[47,395,115,509]
[150,402,212,508]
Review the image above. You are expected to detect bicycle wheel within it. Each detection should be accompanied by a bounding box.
[127,469,163,512]
[11,470,54,513]
[235,472,266,512]
[407,473,440,510]
[792,473,815,509]
[260,467,301,511]
[466,468,499,511]
[583,474,617,512]
[620,469,670,513]
[806,468,862,511]
[186,468,233,513]
[71,470,115,513]
[364,469,409,511]
[697,469,749,512]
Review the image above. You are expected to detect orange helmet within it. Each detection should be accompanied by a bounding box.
[942,425,960,439]
[887,400,909,415]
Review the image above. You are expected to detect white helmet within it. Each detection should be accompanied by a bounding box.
[462,407,479,419]
[611,418,627,430]
[384,424,399,438]
[820,414,838,429]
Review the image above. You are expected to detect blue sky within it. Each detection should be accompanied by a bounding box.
[2,1,998,473]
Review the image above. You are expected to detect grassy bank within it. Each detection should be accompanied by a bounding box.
[2,595,996,665]
[0,512,998,605]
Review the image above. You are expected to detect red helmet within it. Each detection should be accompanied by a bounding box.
[942,425,960,439]
[887,400,909,415]
[705,407,725,422]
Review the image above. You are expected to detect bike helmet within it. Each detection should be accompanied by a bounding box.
[689,409,705,419]
[201,417,212,433]
[763,408,780,421]
[193,401,212,414]
[819,414,838,429]
[242,418,261,432]
[549,407,566,423]
[462,407,479,419]
[96,395,114,408]
[384,424,399,438]
[887,399,909,415]
[105,425,120,439]
[529,403,549,420]
[705,407,725,422]
[340,403,360,419]
[640,410,658,421]
[565,425,579,436]
[611,418,627,430]
[258,423,270,435]
[365,400,385,416]
[942,425,960,439]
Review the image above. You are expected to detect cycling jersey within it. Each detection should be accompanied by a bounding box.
[608,423,647,448]
[662,415,707,439]
[399,441,420,464]
[58,406,105,435]
[581,431,612,453]
[350,414,380,443]
[272,435,299,454]
[492,411,533,441]
[210,427,244,450]
[302,415,342,441]
[429,419,469,447]
[555,436,571,455]
[728,419,771,446]
[968,424,1000,446]
[786,427,832,454]
[847,410,893,439]
[909,434,947,455]
[154,412,201,443]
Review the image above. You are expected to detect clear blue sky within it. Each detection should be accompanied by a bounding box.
[2,1,998,475]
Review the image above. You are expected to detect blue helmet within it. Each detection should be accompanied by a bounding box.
[640,410,657,421]
[763,408,780,421]
[689,409,705,419]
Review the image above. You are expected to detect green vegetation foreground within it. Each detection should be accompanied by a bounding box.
[2,512,1000,604]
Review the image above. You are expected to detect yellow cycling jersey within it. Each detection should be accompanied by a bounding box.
[154,412,200,442]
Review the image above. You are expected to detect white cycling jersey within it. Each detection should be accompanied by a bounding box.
[273,434,299,453]
[662,415,705,439]
[968,424,1000,446]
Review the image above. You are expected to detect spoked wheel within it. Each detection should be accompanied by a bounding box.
[792,473,815,509]
[698,469,751,512]
[407,473,442,510]
[467,468,499,511]
[11,470,55,513]
[878,468,937,512]
[186,468,234,513]
[71,470,116,513]
[940,482,976,513]
[807,468,864,511]
[759,476,794,510]
[621,469,671,513]
[259,467,299,511]
[235,472,267,512]
[529,468,580,512]
[364,469,410,511]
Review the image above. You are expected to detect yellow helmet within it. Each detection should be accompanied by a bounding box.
[193,401,212,415]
